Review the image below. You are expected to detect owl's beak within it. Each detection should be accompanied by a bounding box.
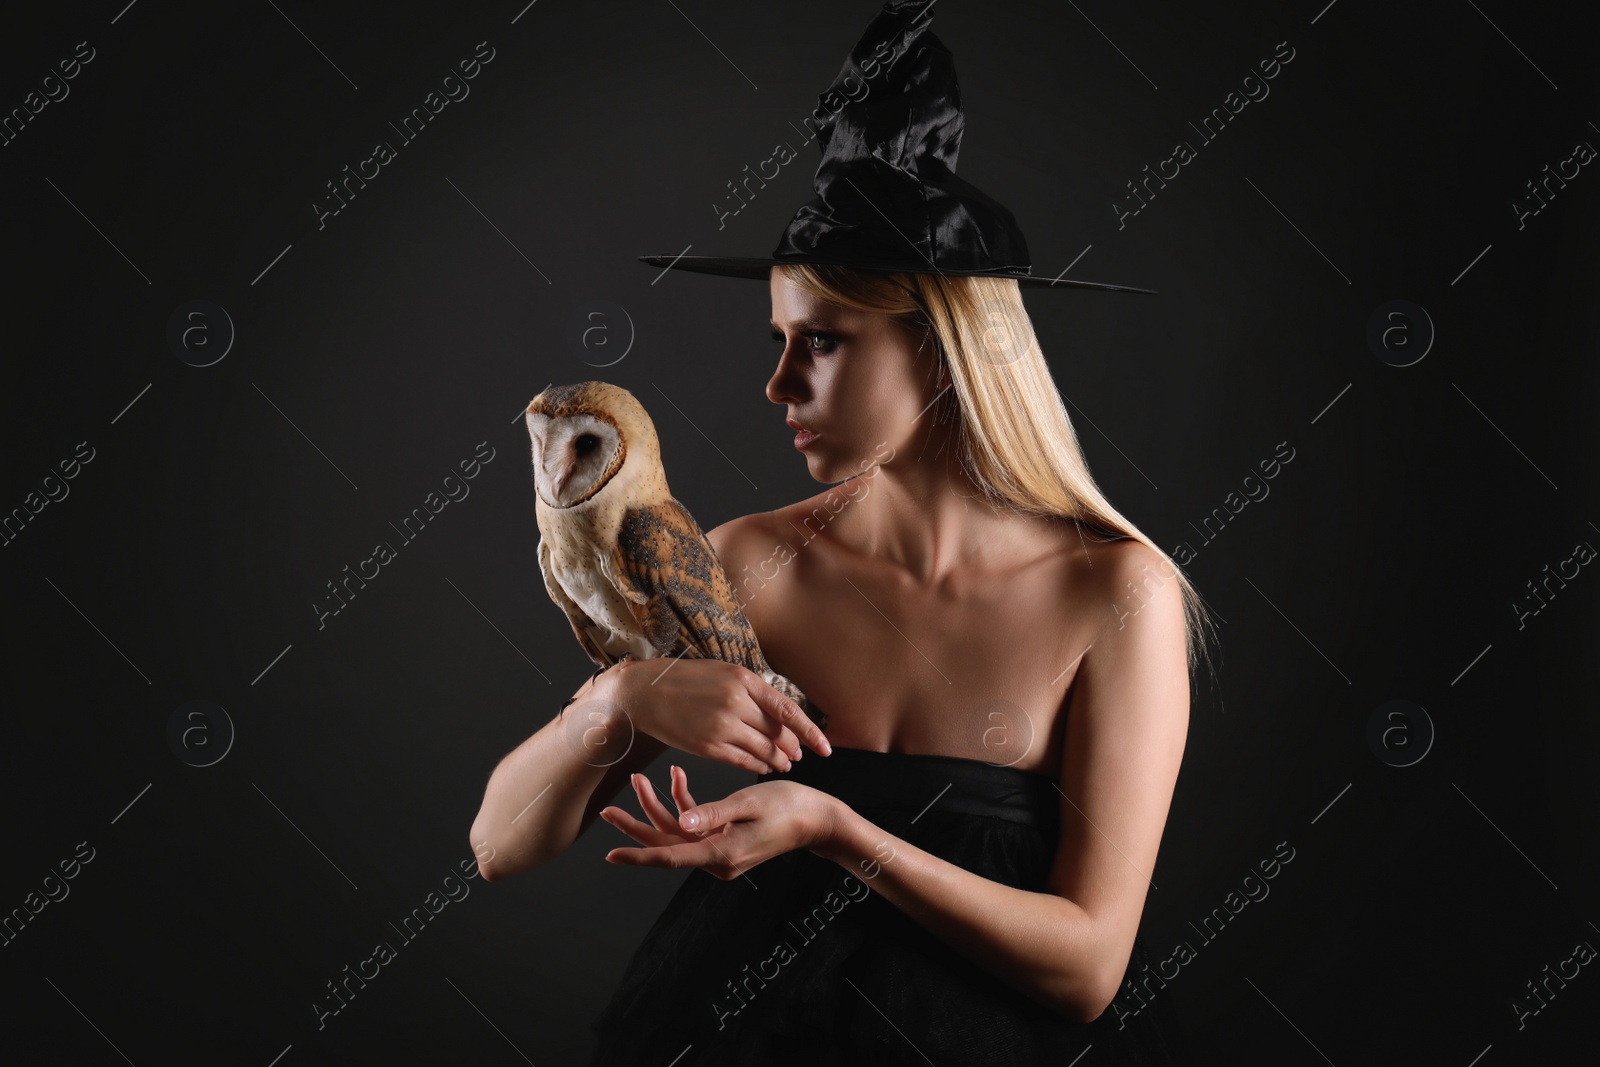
[550,457,576,502]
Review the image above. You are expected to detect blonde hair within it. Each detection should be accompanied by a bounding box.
[774,262,1218,680]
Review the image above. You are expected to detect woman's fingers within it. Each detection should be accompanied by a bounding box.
[630,772,681,833]
[734,724,794,773]
[741,707,803,764]
[740,671,832,756]
[712,742,775,776]
[669,764,698,815]
[599,805,681,847]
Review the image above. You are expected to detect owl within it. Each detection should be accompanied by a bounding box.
[524,381,826,731]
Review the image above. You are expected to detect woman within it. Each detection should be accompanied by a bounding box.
[469,266,1211,1065]
[471,2,1213,1061]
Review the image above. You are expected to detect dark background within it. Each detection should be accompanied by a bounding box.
[3,0,1596,1063]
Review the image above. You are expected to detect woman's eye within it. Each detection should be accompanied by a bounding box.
[770,330,839,354]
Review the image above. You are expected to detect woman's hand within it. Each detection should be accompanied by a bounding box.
[600,657,831,775]
[599,764,840,880]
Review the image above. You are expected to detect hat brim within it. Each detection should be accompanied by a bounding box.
[638,255,1157,294]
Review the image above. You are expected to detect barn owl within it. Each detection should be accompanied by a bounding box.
[524,381,826,731]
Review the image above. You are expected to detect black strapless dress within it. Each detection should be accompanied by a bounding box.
[590,747,1189,1065]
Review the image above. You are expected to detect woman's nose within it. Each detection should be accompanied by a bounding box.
[765,342,808,405]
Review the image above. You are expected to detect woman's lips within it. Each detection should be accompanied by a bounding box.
[786,418,819,450]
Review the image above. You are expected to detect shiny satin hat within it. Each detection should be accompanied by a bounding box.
[640,0,1155,295]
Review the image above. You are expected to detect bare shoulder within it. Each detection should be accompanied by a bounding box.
[1056,524,1186,637]
[705,509,789,572]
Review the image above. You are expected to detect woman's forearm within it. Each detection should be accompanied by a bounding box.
[813,798,1114,1023]
[470,668,663,880]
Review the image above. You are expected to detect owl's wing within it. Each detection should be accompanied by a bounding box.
[538,534,614,668]
[608,499,767,671]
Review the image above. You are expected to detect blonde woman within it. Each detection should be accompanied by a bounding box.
[470,2,1211,1062]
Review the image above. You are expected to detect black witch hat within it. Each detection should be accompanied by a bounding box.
[640,0,1154,294]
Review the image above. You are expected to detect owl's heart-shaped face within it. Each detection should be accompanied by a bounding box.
[525,410,623,508]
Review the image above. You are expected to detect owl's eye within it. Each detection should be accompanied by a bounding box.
[574,433,600,455]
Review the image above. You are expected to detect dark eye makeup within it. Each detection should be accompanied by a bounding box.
[770,329,841,354]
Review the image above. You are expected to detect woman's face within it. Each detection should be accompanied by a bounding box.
[766,273,938,483]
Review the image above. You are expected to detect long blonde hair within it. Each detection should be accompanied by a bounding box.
[774,262,1218,680]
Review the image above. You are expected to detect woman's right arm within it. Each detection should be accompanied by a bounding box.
[470,661,659,881]
[469,656,829,881]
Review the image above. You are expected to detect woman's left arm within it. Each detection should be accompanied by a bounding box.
[816,546,1191,1023]
[602,546,1190,1025]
